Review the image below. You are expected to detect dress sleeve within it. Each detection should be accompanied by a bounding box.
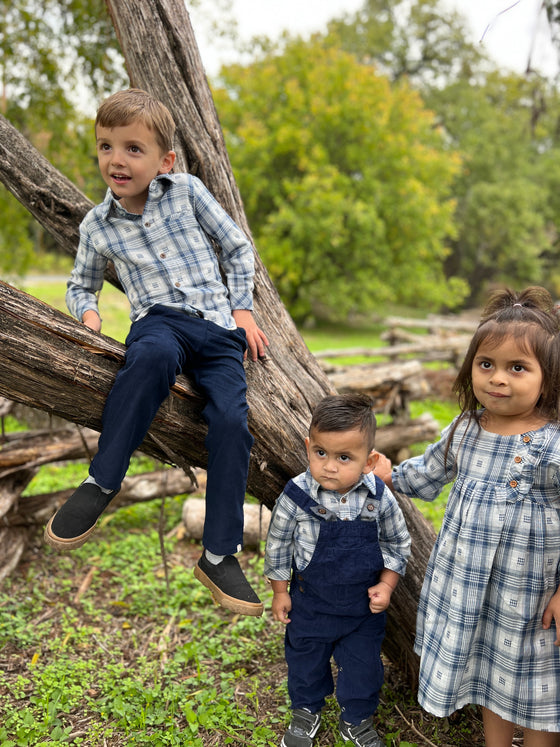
[391,418,459,502]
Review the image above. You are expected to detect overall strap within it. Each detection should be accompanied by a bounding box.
[283,479,337,521]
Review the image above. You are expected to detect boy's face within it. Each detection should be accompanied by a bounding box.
[305,427,377,495]
[95,120,175,213]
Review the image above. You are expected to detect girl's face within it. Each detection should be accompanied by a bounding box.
[472,334,544,431]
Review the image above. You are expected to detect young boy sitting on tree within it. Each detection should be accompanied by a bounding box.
[44,88,269,617]
[265,393,410,746]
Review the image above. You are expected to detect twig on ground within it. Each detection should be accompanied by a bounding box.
[394,704,439,747]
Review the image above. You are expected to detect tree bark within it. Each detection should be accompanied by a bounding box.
[0,0,440,681]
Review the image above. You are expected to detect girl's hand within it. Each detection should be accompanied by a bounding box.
[542,588,560,646]
[373,452,393,488]
[271,591,292,624]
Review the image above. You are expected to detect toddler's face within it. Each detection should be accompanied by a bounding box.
[472,333,544,430]
[305,427,376,495]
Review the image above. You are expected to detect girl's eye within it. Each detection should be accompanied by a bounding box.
[129,145,141,153]
[480,361,492,370]
[512,364,525,373]
[339,455,350,463]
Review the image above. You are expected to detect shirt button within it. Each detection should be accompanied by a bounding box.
[175,282,181,288]
[514,456,522,463]
[341,497,347,504]
[318,508,326,515]
[367,503,375,511]
[144,221,151,227]
[160,253,166,259]
[523,436,531,443]
[509,480,518,488]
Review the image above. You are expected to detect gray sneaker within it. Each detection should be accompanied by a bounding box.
[281,708,321,747]
[339,716,384,747]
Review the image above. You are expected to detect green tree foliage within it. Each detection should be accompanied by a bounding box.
[215,38,466,322]
[426,72,560,302]
[327,0,485,87]
[0,0,126,275]
[328,0,560,304]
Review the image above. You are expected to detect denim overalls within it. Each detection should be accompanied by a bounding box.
[283,477,387,725]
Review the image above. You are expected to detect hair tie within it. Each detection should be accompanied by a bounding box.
[513,303,523,307]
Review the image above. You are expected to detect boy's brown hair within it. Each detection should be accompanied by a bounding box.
[310,393,377,452]
[95,88,176,154]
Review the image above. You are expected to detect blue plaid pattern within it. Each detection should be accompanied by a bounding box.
[67,173,254,329]
[393,414,560,731]
[264,469,410,581]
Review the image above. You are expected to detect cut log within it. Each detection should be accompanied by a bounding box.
[182,497,271,549]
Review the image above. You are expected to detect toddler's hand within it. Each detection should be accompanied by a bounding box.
[271,591,292,624]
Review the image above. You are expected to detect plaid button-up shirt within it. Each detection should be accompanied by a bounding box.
[66,173,254,330]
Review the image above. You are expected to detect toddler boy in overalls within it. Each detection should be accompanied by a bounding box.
[265,393,410,747]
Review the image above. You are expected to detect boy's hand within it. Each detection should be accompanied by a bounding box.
[271,591,292,624]
[232,309,269,362]
[82,310,102,333]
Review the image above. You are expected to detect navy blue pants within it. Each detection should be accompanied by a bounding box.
[286,605,386,724]
[90,305,253,555]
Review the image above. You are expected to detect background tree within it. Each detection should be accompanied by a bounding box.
[326,0,560,303]
[215,37,467,323]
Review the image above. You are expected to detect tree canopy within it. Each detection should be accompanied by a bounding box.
[215,37,466,322]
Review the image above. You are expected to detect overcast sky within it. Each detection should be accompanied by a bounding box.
[190,0,558,78]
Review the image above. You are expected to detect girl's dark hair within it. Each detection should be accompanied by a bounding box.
[453,286,560,423]
[310,393,377,451]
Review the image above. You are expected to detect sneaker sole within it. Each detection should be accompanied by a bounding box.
[193,564,264,617]
[44,515,98,551]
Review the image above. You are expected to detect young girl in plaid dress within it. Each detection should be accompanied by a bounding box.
[377,286,560,746]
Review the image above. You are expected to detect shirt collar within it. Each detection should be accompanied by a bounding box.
[98,173,177,219]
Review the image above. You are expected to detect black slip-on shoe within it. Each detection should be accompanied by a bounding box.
[44,481,119,551]
[339,716,384,747]
[281,708,321,747]
[193,552,264,616]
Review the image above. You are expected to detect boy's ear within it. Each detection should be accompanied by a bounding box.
[159,150,176,174]
[304,436,310,460]
[362,450,379,475]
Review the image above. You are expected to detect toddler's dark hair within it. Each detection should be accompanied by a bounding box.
[454,286,560,422]
[310,393,377,451]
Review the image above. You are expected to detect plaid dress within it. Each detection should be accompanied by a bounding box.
[392,414,560,732]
